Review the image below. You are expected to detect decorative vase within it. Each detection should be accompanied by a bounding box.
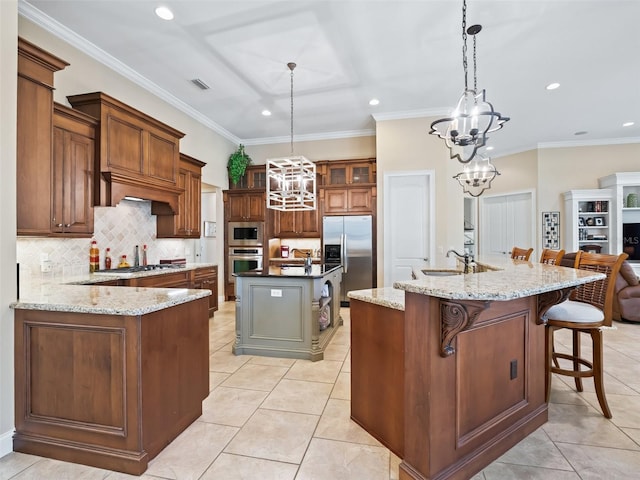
[627,193,638,208]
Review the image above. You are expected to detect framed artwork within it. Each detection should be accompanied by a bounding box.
[204,221,216,237]
[595,217,605,226]
[578,217,585,227]
[542,211,560,249]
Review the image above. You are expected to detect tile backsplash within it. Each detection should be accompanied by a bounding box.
[17,200,194,279]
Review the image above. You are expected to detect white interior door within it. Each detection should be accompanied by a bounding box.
[479,191,535,257]
[384,171,434,286]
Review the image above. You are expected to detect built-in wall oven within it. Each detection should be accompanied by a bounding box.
[228,246,263,283]
[228,222,264,246]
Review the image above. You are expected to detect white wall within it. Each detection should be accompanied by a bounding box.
[376,117,464,285]
[0,0,18,458]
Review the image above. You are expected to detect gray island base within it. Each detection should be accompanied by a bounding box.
[233,264,343,361]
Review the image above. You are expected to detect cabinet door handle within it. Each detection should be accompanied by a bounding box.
[65,224,71,228]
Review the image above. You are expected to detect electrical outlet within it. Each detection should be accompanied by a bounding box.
[40,260,53,273]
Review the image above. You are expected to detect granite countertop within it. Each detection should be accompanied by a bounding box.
[269,257,322,263]
[235,264,342,279]
[394,255,605,301]
[12,263,217,315]
[348,287,405,311]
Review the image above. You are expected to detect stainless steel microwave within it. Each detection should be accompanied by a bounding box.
[228,222,264,246]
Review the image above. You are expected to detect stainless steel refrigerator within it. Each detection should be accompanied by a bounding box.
[323,215,373,305]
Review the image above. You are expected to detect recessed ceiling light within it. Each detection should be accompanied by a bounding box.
[486,146,494,151]
[623,121,635,127]
[369,98,380,106]
[155,6,174,20]
[261,110,272,117]
[574,131,588,136]
[546,82,560,90]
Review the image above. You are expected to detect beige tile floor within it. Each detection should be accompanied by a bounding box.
[2,301,640,479]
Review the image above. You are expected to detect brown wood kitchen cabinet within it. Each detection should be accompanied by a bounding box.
[224,191,265,222]
[51,103,97,236]
[155,154,205,238]
[16,38,69,236]
[323,187,374,215]
[317,158,376,215]
[14,297,209,475]
[318,158,376,186]
[271,208,321,238]
[67,92,185,211]
[230,165,267,190]
[192,266,218,316]
[124,270,191,288]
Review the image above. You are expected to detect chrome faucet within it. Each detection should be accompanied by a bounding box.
[446,249,474,274]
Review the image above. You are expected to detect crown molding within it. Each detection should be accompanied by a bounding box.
[538,136,640,150]
[371,108,449,122]
[241,128,375,146]
[18,1,241,145]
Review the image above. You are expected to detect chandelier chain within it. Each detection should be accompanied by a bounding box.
[462,0,468,90]
[290,66,294,154]
[472,33,477,91]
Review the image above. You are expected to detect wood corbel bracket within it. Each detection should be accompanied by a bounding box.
[536,287,574,325]
[440,300,490,357]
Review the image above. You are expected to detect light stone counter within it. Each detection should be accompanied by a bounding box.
[395,255,605,301]
[12,263,216,315]
[348,287,405,311]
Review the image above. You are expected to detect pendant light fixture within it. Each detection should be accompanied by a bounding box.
[453,152,500,197]
[429,0,509,164]
[266,62,316,211]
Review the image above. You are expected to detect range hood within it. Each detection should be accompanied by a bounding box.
[102,172,182,214]
[67,92,185,215]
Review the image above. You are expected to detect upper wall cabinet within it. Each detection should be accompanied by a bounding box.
[51,104,98,236]
[17,38,70,236]
[155,153,206,238]
[317,159,376,186]
[229,165,267,190]
[67,92,185,212]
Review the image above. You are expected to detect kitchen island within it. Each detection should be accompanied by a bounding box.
[11,269,214,475]
[348,257,605,480]
[233,264,342,361]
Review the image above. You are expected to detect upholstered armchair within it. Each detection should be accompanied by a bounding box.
[613,261,640,322]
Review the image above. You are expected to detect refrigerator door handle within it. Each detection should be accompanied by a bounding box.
[341,233,348,273]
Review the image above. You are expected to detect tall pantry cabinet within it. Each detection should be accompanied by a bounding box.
[17,38,70,236]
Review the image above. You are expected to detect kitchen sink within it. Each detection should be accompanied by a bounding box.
[421,270,462,276]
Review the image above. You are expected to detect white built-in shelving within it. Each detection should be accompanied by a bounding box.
[599,172,640,276]
[563,189,613,254]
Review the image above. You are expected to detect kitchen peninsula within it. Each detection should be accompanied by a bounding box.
[348,257,605,480]
[233,264,342,361]
[11,266,216,475]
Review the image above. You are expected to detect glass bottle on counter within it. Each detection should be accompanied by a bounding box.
[104,248,112,270]
[118,255,131,268]
[142,244,148,266]
[134,245,140,267]
[89,240,100,273]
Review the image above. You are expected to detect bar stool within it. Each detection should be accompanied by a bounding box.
[544,251,628,418]
[540,248,565,265]
[511,247,534,261]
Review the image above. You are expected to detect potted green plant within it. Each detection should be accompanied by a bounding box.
[227,144,252,185]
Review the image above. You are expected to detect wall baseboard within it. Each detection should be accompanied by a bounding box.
[0,428,14,457]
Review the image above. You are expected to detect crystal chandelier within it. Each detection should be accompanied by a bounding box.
[266,62,316,211]
[453,152,500,197]
[429,0,509,164]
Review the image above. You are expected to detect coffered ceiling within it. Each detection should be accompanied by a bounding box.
[20,0,640,157]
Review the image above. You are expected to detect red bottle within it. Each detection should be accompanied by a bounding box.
[104,247,112,270]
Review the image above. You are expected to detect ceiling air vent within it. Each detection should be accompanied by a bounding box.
[190,78,210,90]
